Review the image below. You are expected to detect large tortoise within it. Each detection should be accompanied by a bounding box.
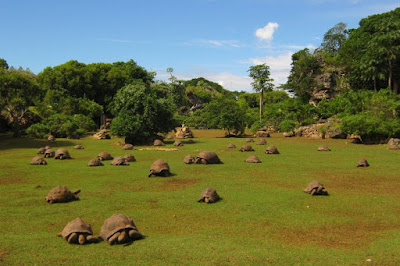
[30,156,47,165]
[227,143,236,149]
[111,156,129,166]
[245,138,254,143]
[97,151,113,161]
[239,144,254,152]
[44,149,55,158]
[304,180,328,196]
[173,140,184,147]
[37,147,47,154]
[123,144,134,150]
[183,155,195,164]
[57,217,99,245]
[265,145,280,154]
[45,186,80,204]
[99,213,143,245]
[186,139,195,144]
[317,145,331,151]
[257,138,267,145]
[388,143,399,150]
[148,160,170,177]
[74,145,84,150]
[153,139,165,146]
[357,158,369,167]
[195,151,222,164]
[245,156,261,163]
[54,149,71,160]
[124,154,136,162]
[87,158,104,167]
[198,188,220,203]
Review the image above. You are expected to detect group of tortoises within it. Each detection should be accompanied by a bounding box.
[31,146,73,165]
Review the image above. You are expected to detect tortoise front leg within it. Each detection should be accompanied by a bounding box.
[108,232,120,245]
[78,234,86,245]
[128,229,142,240]
[68,233,78,244]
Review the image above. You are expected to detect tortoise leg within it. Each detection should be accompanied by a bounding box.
[128,229,142,240]
[204,197,210,203]
[310,188,316,196]
[118,230,128,244]
[148,170,154,177]
[68,233,78,244]
[108,232,120,245]
[86,235,99,243]
[78,234,86,245]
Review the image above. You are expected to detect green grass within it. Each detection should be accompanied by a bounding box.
[1,130,400,265]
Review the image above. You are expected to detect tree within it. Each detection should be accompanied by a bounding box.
[321,22,348,56]
[248,64,274,122]
[0,69,40,136]
[108,80,177,144]
[0,58,8,70]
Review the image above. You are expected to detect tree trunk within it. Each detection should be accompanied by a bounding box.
[259,89,264,123]
[393,78,399,95]
[373,78,377,92]
[388,59,393,91]
[11,114,21,137]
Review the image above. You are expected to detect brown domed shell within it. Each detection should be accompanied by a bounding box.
[257,138,267,145]
[47,135,56,142]
[98,151,113,161]
[153,139,165,146]
[304,180,328,195]
[54,149,71,159]
[59,217,94,240]
[184,155,195,164]
[87,158,104,167]
[245,138,254,142]
[198,188,220,203]
[123,144,134,150]
[265,145,279,154]
[44,149,55,158]
[317,145,331,151]
[195,151,222,164]
[99,213,142,244]
[124,154,136,162]
[74,145,84,150]
[227,143,236,148]
[186,139,195,144]
[31,156,47,165]
[111,156,129,166]
[239,144,254,152]
[149,159,170,177]
[37,147,46,154]
[357,158,369,167]
[245,156,261,163]
[173,140,184,146]
[45,186,80,204]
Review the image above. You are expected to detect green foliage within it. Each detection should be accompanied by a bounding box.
[109,81,177,143]
[279,119,296,132]
[321,22,348,56]
[183,77,226,94]
[0,58,8,70]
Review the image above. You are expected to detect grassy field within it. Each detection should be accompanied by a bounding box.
[1,130,400,265]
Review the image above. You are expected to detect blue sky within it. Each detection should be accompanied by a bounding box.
[1,0,399,91]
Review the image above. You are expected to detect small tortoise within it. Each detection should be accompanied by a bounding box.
[30,156,47,165]
[124,154,136,162]
[186,139,195,144]
[304,180,328,196]
[97,151,113,161]
[198,188,220,203]
[44,145,51,150]
[54,148,71,160]
[239,144,254,152]
[245,138,254,143]
[87,158,104,167]
[37,147,47,154]
[245,156,261,163]
[123,144,134,150]
[317,145,331,151]
[257,138,267,145]
[111,156,129,166]
[195,151,222,164]
[47,135,56,143]
[149,160,170,177]
[100,213,143,245]
[357,158,369,167]
[265,145,280,154]
[74,145,84,150]
[227,143,236,149]
[173,140,184,147]
[45,186,80,204]
[44,149,55,158]
[183,155,195,164]
[153,139,165,146]
[58,217,99,245]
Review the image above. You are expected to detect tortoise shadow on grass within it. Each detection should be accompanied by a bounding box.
[148,172,177,178]
[119,235,147,247]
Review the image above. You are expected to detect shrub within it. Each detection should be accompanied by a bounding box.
[279,119,296,132]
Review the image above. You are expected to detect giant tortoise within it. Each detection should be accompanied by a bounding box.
[245,138,254,143]
[30,156,47,165]
[87,158,104,167]
[198,188,220,203]
[54,149,71,160]
[37,147,47,154]
[184,155,195,164]
[44,149,55,158]
[99,214,143,245]
[74,145,84,150]
[111,156,129,166]
[245,156,261,163]
[123,144,134,150]
[257,138,267,145]
[227,143,236,149]
[124,154,136,162]
[195,151,222,164]
[148,160,170,177]
[317,145,331,151]
[153,139,165,146]
[97,151,113,161]
[357,158,369,167]
[239,144,254,152]
[173,140,184,147]
[304,180,328,196]
[265,145,280,154]
[58,217,99,245]
[45,186,80,204]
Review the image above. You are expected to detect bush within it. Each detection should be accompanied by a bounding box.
[279,119,296,132]
[26,123,49,139]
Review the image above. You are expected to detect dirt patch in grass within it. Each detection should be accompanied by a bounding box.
[276,221,399,249]
[0,250,10,262]
[158,178,199,191]
[0,175,25,185]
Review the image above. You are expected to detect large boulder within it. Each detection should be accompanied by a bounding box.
[93,130,111,140]
[175,126,194,139]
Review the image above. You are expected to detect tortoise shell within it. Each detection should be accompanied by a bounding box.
[357,158,369,167]
[149,160,170,177]
[124,154,136,162]
[245,156,261,163]
[30,156,47,165]
[59,217,94,240]
[44,149,55,158]
[317,145,331,151]
[227,143,236,148]
[195,151,222,164]
[54,148,71,159]
[257,138,267,145]
[239,144,254,152]
[265,145,279,154]
[123,144,134,150]
[74,145,84,150]
[111,156,129,166]
[47,135,56,142]
[245,138,254,142]
[45,186,80,204]
[304,180,328,195]
[87,158,104,167]
[153,139,165,146]
[173,140,184,146]
[37,147,46,154]
[183,155,195,164]
[198,188,220,203]
[186,139,195,144]
[99,213,142,243]
[98,151,113,161]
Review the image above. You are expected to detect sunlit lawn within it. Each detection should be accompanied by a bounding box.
[1,130,400,265]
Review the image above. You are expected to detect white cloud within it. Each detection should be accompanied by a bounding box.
[255,22,279,42]
[183,39,244,48]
